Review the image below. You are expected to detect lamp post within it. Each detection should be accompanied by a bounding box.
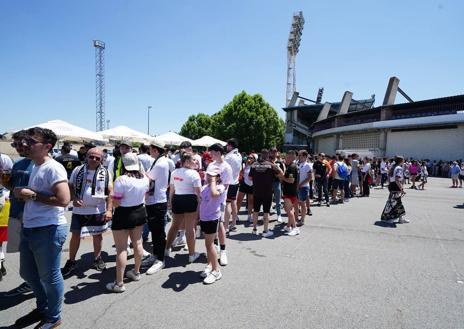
[147,106,152,135]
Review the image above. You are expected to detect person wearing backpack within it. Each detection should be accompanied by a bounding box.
[331,154,347,204]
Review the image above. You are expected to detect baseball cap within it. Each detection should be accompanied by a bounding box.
[179,141,192,149]
[122,153,140,171]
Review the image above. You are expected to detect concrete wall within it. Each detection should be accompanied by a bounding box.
[385,125,464,160]
[315,136,337,154]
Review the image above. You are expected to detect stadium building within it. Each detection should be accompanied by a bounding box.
[283,77,464,160]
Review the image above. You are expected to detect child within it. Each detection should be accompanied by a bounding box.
[199,170,226,284]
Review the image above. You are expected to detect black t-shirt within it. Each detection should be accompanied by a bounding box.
[249,160,279,196]
[55,154,82,178]
[282,163,298,196]
[313,160,327,177]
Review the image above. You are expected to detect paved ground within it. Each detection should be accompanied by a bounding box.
[1,178,464,329]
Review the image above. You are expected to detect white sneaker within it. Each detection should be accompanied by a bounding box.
[287,228,300,236]
[262,230,274,238]
[203,270,222,284]
[106,281,125,293]
[188,252,201,263]
[277,215,283,223]
[281,226,292,233]
[399,217,410,224]
[200,264,212,278]
[146,260,165,275]
[142,249,151,258]
[125,269,141,281]
[219,250,228,266]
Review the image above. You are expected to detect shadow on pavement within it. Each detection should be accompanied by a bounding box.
[374,221,397,228]
[64,269,115,304]
[227,233,262,242]
[453,204,464,209]
[161,270,203,292]
[0,290,34,311]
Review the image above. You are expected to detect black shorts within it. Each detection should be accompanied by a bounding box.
[111,204,147,230]
[226,183,239,201]
[332,179,345,190]
[172,194,198,214]
[459,175,464,180]
[200,219,219,234]
[253,193,273,213]
[239,182,253,194]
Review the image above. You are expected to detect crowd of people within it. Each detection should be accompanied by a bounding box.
[0,127,463,328]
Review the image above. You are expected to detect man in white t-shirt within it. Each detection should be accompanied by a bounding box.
[13,127,70,328]
[207,143,232,266]
[61,148,113,277]
[145,141,171,275]
[224,138,242,232]
[137,144,154,172]
[297,150,312,225]
[380,157,388,189]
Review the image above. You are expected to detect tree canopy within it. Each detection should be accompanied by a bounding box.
[179,91,284,152]
[179,113,214,140]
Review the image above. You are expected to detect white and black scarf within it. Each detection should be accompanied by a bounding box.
[74,164,109,199]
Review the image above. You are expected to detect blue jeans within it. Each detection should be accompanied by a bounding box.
[272,180,282,216]
[20,224,67,323]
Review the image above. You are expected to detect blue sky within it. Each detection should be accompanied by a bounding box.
[1,1,462,135]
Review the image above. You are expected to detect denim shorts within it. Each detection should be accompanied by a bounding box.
[298,186,309,202]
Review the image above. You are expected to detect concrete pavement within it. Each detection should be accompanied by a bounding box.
[1,177,463,329]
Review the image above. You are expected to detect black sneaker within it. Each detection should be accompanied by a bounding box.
[5,282,33,297]
[1,261,6,277]
[93,257,106,272]
[15,308,45,327]
[61,260,77,277]
[308,209,313,216]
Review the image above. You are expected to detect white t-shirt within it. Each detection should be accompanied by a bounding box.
[167,157,175,172]
[298,162,312,186]
[224,149,242,185]
[138,153,155,172]
[390,166,403,183]
[170,168,201,195]
[103,154,114,169]
[23,159,68,228]
[146,156,170,205]
[243,165,253,186]
[207,160,233,186]
[362,163,371,173]
[69,167,111,215]
[113,175,149,207]
[380,161,388,174]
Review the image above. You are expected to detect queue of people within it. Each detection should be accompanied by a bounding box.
[1,127,463,328]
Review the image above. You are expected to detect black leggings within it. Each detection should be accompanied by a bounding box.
[146,202,167,261]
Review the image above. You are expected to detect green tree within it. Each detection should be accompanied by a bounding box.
[212,91,284,152]
[179,113,215,140]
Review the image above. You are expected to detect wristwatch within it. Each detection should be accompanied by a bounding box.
[31,192,37,201]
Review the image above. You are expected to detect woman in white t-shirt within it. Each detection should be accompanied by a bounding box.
[166,152,202,263]
[236,153,256,223]
[381,156,408,225]
[106,153,149,293]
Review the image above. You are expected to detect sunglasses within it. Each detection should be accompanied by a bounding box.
[88,155,101,161]
[23,137,42,146]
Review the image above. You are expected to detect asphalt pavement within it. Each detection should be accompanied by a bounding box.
[1,177,464,329]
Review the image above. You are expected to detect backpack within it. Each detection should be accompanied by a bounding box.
[337,162,348,179]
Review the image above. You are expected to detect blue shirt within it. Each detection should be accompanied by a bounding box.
[9,158,33,218]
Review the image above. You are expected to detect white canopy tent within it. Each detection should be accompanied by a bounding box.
[99,125,154,144]
[25,120,108,143]
[153,132,193,146]
[192,135,227,147]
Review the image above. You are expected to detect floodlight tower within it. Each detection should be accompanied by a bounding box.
[286,11,305,106]
[94,40,106,132]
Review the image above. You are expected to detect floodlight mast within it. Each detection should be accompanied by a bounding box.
[286,11,304,107]
[94,40,106,132]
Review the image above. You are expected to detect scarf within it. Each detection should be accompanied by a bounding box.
[74,164,109,199]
